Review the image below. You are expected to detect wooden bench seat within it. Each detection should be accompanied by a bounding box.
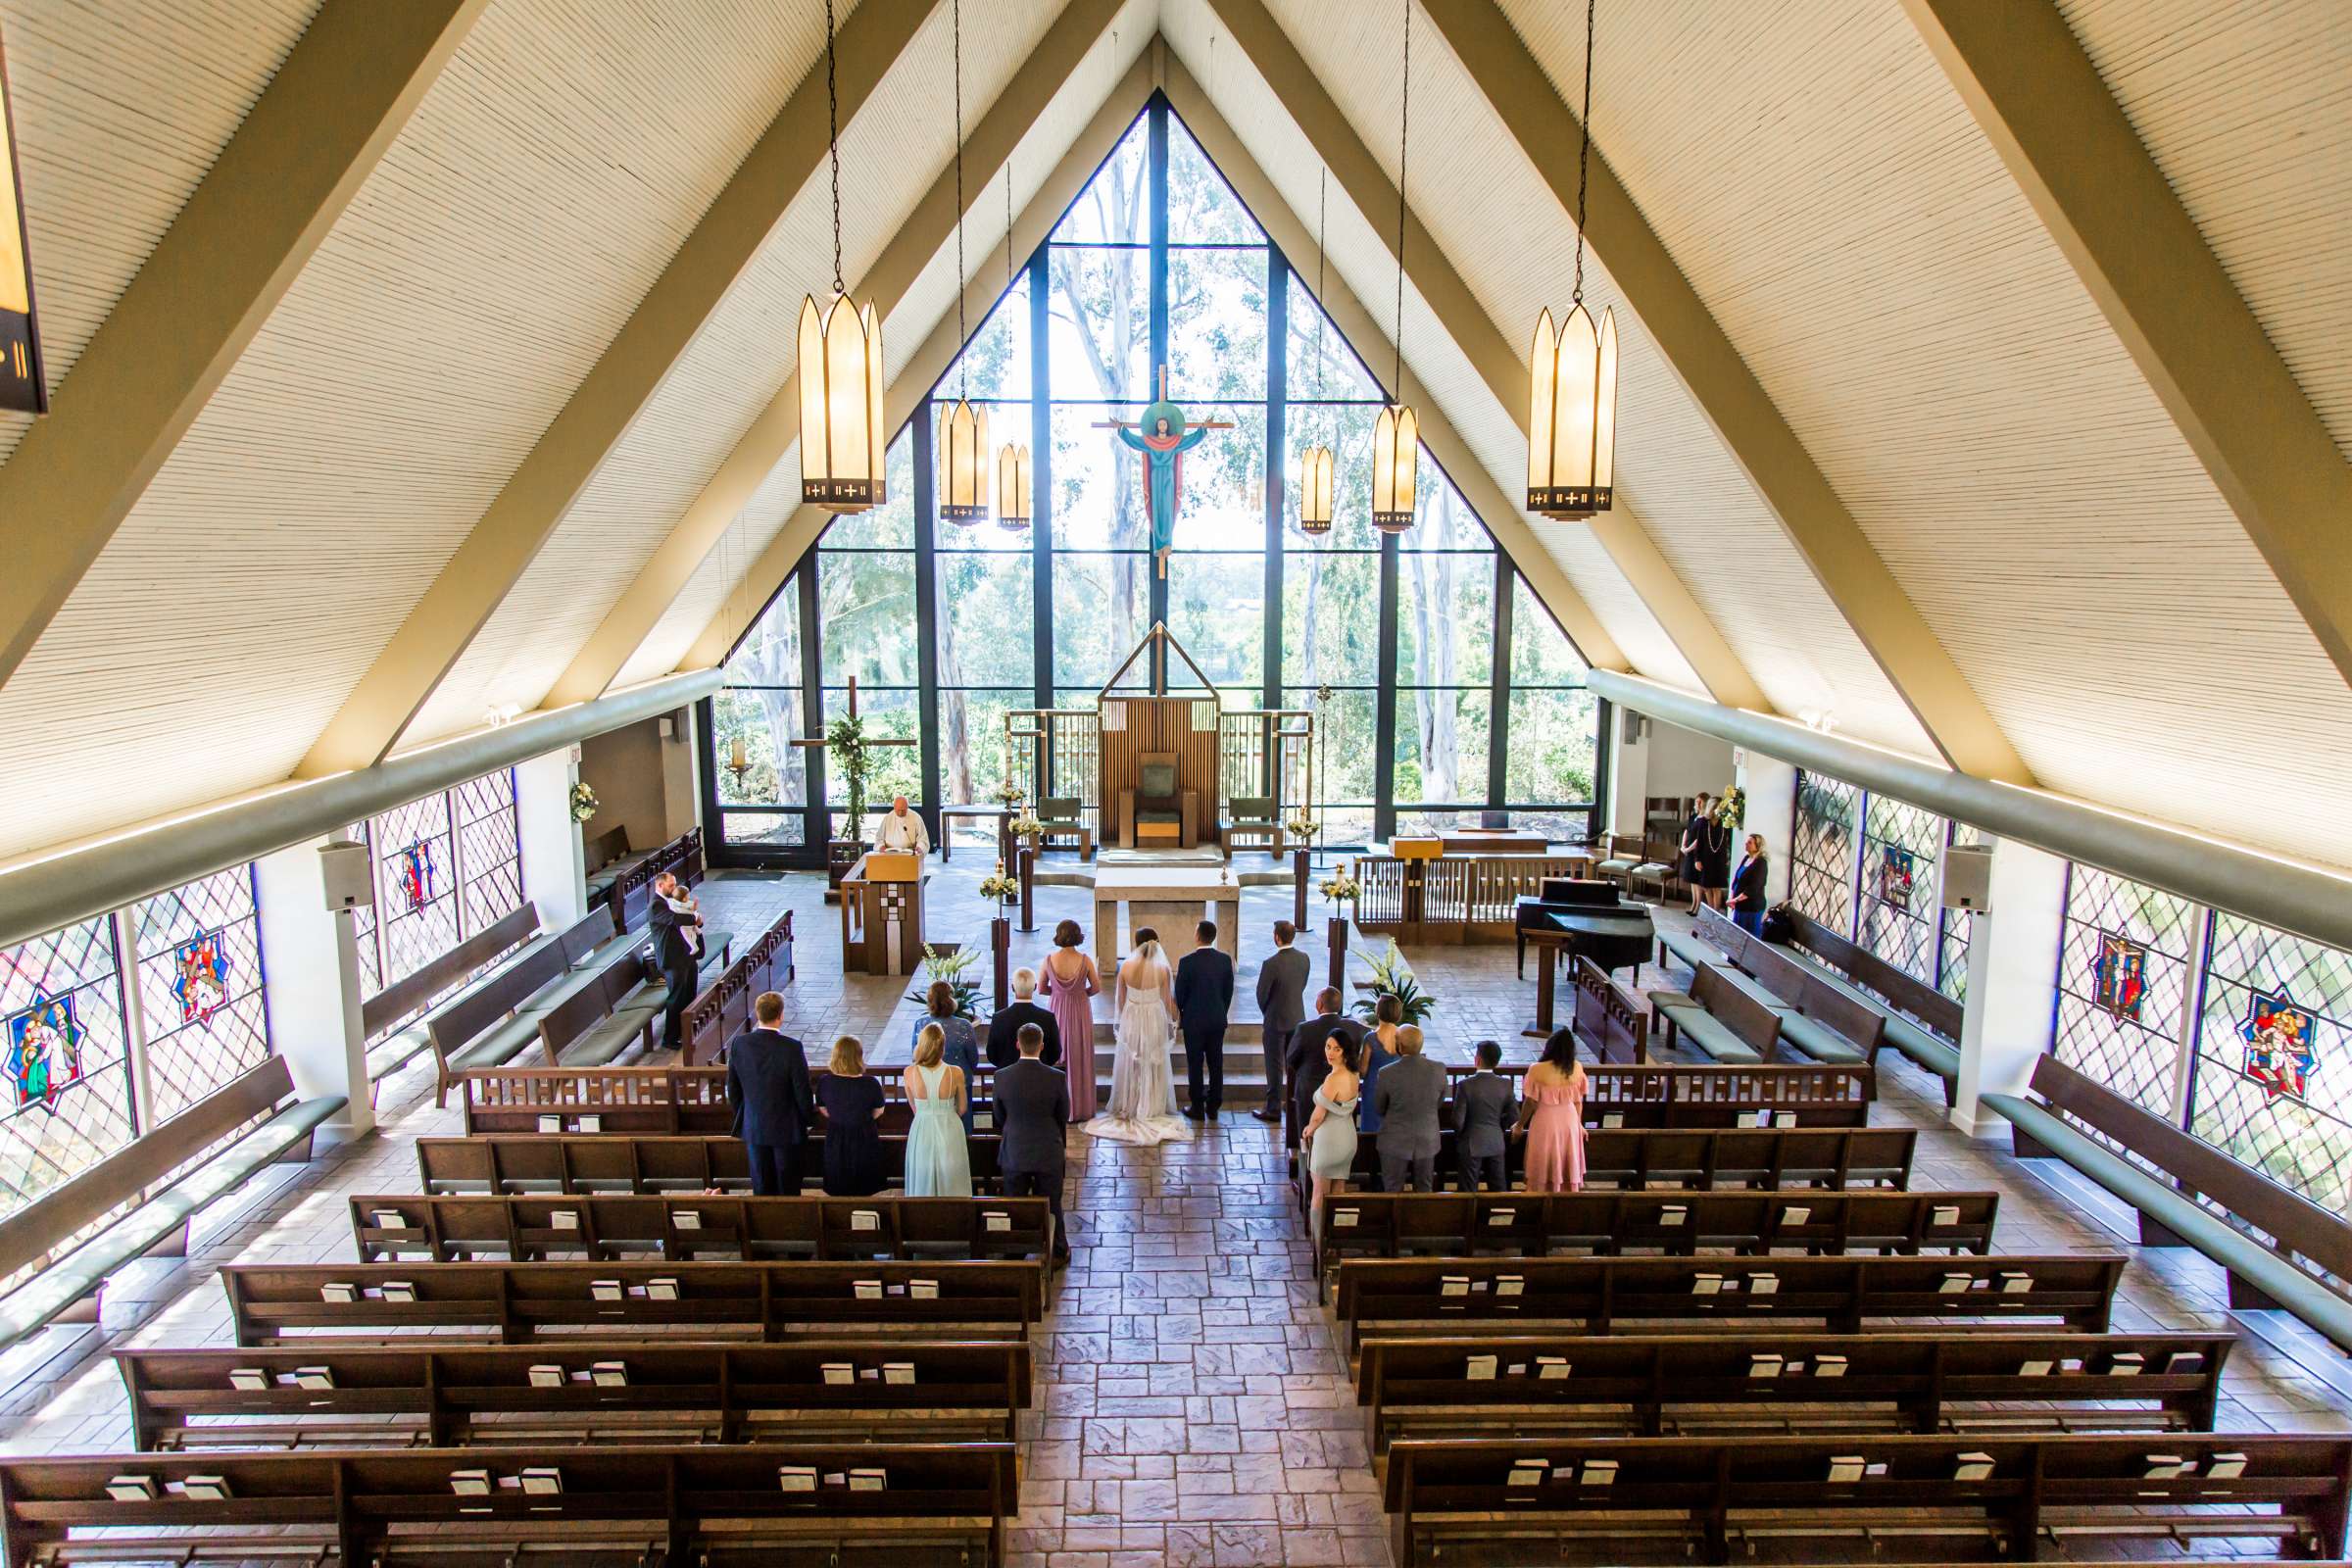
[1569,955,1649,1063]
[1645,962,1782,1063]
[353,1194,1052,1263]
[1357,1329,2233,1451]
[418,1133,1009,1195]
[1773,906,1966,1099]
[359,903,543,1092]
[0,1059,340,1346]
[1583,1126,1917,1190]
[0,1441,1016,1568]
[682,906,797,1064]
[222,1259,1045,1346]
[457,1062,1003,1136]
[1988,1054,2352,1352]
[1331,1253,2124,1353]
[118,1339,1034,1451]
[1438,1060,1878,1127]
[1381,1432,2352,1567]
[420,906,622,1102]
[1312,1190,1996,1287]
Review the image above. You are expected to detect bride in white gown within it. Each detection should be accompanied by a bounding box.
[1084,931,1195,1147]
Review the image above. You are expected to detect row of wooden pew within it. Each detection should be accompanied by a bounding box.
[352,1192,1053,1263]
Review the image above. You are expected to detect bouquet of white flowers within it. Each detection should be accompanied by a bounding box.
[978,864,1020,902]
[1007,812,1044,841]
[1318,869,1360,906]
[568,782,599,824]
[1285,813,1319,840]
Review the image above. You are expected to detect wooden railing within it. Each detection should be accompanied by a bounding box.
[1355,854,1587,931]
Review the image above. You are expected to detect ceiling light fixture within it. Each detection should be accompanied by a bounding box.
[1370,0,1418,535]
[799,0,885,514]
[1528,0,1616,520]
[1298,169,1334,536]
[938,0,988,524]
[995,159,1031,532]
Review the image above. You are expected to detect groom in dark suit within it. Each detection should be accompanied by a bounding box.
[1173,920,1235,1119]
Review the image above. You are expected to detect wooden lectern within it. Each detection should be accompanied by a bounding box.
[840,851,925,975]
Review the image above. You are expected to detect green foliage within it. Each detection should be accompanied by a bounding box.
[1350,939,1437,1026]
[909,943,981,1020]
[826,712,872,844]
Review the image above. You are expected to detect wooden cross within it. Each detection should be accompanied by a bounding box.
[790,676,916,841]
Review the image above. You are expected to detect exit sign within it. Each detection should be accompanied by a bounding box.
[0,25,45,415]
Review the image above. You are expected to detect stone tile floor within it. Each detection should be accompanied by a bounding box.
[0,856,2345,1567]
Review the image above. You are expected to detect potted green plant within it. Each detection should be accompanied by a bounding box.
[907,943,980,1019]
[1350,938,1437,1025]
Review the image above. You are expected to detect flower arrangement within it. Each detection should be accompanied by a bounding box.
[1319,868,1360,906]
[1713,786,1745,830]
[827,712,873,843]
[909,943,980,1019]
[1351,938,1437,1025]
[977,862,1020,903]
[567,782,600,824]
[992,781,1025,808]
[1007,812,1044,841]
[1285,813,1319,840]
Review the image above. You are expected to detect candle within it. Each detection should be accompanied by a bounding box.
[729,734,748,771]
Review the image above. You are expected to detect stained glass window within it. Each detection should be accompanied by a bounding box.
[1789,771,1860,935]
[349,768,524,1019]
[1857,795,1944,985]
[2189,914,2352,1214]
[131,866,270,1121]
[1937,823,1983,1002]
[2050,864,2198,1119]
[453,769,523,938]
[0,917,134,1223]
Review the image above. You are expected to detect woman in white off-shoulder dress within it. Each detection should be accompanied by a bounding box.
[1084,932,1194,1147]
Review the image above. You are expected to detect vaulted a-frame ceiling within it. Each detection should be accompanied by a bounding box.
[0,0,2347,880]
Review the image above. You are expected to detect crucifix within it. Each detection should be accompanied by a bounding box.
[1094,367,1235,577]
[789,675,916,845]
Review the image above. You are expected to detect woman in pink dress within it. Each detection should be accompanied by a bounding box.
[1040,919,1102,1121]
[1512,1028,1590,1193]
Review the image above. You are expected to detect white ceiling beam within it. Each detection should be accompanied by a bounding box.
[1426,0,2034,783]
[548,0,1132,709]
[1904,0,2352,699]
[292,0,938,778]
[0,0,488,696]
[680,50,1156,673]
[1203,0,1760,710]
[1156,54,1629,673]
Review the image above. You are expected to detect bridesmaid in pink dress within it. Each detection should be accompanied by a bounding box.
[1513,1029,1590,1193]
[1040,920,1102,1121]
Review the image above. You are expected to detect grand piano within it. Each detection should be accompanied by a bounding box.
[1516,877,1656,1038]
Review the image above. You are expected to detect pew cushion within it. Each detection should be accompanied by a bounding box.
[1765,939,1961,1082]
[1984,1091,2352,1353]
[0,1094,343,1344]
[564,1003,660,1067]
[1657,927,1717,975]
[1594,858,1636,876]
[1652,1002,1762,1064]
[1769,1010,1871,1068]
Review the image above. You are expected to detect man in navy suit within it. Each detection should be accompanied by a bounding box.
[723,991,813,1195]
[1172,920,1235,1119]
[644,872,701,1053]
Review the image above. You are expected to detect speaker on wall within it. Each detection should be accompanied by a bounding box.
[1619,710,1648,746]
[320,839,372,910]
[1942,844,1993,911]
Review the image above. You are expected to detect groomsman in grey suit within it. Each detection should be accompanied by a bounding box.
[1453,1039,1518,1192]
[993,1023,1071,1260]
[1252,920,1311,1123]
[1372,1024,1448,1193]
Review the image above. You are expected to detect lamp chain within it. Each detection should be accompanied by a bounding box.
[826,0,844,296]
[1572,0,1593,307]
[1392,0,1410,399]
[954,0,967,398]
[1314,169,1326,399]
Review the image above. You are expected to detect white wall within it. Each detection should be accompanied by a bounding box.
[577,714,695,857]
[517,747,588,929]
[1735,748,1798,905]
[1953,837,2068,1137]
[1610,712,1736,836]
[253,835,373,1135]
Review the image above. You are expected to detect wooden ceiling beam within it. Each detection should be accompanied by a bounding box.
[549,0,1131,709]
[1904,0,2352,699]
[1426,0,2034,782]
[0,0,488,696]
[1204,0,1757,710]
[292,0,936,778]
[680,50,1156,673]
[1157,53,1629,674]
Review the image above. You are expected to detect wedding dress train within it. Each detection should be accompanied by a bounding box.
[1084,960,1194,1147]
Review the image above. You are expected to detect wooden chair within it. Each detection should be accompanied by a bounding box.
[1223,794,1284,857]
[1119,752,1198,847]
[1035,796,1095,859]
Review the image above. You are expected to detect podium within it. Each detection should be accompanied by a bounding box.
[840,852,925,975]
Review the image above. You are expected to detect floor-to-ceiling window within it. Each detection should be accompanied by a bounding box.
[702,95,1601,862]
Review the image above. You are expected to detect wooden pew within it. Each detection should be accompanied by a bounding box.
[1583,1126,1916,1190]
[1381,1433,2351,1567]
[682,906,797,1065]
[0,1442,1016,1568]
[1312,1190,1997,1289]
[222,1260,1044,1347]
[118,1340,1033,1451]
[1645,963,1784,1064]
[1435,1060,1877,1127]
[1570,955,1648,1063]
[418,1133,1008,1195]
[1355,1330,2233,1451]
[1332,1253,2125,1353]
[421,906,633,1105]
[352,1194,1052,1263]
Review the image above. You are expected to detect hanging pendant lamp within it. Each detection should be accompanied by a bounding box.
[1298,169,1334,536]
[800,0,884,514]
[1372,0,1417,535]
[995,163,1031,532]
[937,0,990,523]
[1527,0,1617,520]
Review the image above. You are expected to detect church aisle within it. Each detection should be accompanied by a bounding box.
[1025,1120,1384,1567]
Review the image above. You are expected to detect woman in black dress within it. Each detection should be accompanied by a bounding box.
[1680,792,1731,914]
[816,1035,888,1197]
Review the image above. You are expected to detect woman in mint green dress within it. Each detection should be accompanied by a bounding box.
[902,1023,973,1197]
